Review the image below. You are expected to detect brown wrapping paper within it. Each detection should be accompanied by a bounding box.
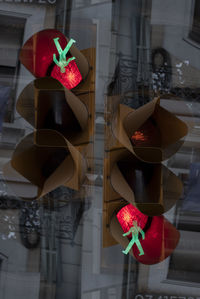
[67,40,90,80]
[111,155,183,216]
[112,98,188,162]
[17,77,90,145]
[3,130,86,201]
[104,149,183,215]
[72,48,96,95]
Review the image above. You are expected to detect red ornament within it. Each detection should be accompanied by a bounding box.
[133,216,180,265]
[20,29,82,89]
[51,59,82,90]
[117,204,180,265]
[117,204,148,233]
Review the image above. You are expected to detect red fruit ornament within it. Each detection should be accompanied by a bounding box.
[117,204,180,265]
[19,29,84,89]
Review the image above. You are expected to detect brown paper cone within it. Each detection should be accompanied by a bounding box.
[110,152,183,216]
[16,80,35,127]
[3,130,86,201]
[104,149,183,217]
[17,77,90,145]
[68,42,90,81]
[72,48,96,94]
[3,161,38,201]
[112,98,188,162]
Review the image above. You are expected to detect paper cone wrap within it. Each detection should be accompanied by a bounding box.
[112,98,188,162]
[104,149,183,216]
[17,77,91,145]
[3,130,86,200]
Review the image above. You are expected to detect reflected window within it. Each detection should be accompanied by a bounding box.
[0,15,25,123]
[189,0,200,43]
[167,163,200,284]
[0,66,15,124]
[167,222,200,284]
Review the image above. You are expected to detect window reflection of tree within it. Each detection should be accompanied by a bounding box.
[152,47,172,93]
[19,201,40,249]
[0,195,19,241]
